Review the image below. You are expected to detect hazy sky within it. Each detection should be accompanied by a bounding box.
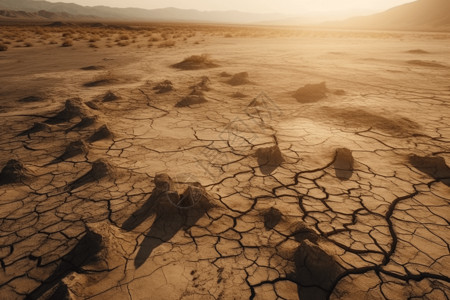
[45,0,414,16]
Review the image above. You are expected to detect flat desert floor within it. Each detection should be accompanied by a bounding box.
[0,24,449,299]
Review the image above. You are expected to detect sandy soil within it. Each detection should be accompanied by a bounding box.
[0,24,449,299]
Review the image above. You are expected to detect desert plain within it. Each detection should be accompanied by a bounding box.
[0,22,449,299]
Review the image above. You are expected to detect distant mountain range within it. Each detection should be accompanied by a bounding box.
[0,0,449,31]
[324,0,450,31]
[0,0,286,24]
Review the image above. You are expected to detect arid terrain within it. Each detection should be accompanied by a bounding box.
[0,23,449,299]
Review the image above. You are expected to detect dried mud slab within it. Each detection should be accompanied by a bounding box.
[171,54,219,70]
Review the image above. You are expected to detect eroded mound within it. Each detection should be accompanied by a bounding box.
[153,80,173,94]
[88,124,113,142]
[175,95,207,107]
[226,72,250,86]
[293,82,327,103]
[410,155,450,186]
[294,240,344,300]
[46,98,87,124]
[172,54,219,70]
[334,148,354,180]
[255,145,284,174]
[0,159,31,185]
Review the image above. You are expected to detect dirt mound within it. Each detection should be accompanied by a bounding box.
[291,222,320,243]
[231,92,248,99]
[334,148,354,180]
[46,98,87,124]
[66,116,98,133]
[153,80,173,94]
[59,140,89,161]
[18,96,45,103]
[84,72,118,87]
[69,159,113,190]
[17,122,51,137]
[220,71,232,77]
[0,159,31,185]
[191,76,211,91]
[255,145,284,174]
[263,207,282,230]
[47,21,72,27]
[81,65,105,71]
[153,173,213,212]
[154,173,174,192]
[409,155,450,186]
[175,95,207,107]
[407,60,446,68]
[321,107,419,136]
[333,89,346,96]
[102,91,120,102]
[172,54,219,70]
[226,72,250,86]
[88,125,113,142]
[293,82,327,103]
[26,229,103,300]
[407,49,429,54]
[294,240,344,300]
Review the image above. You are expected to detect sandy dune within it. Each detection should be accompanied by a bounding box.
[0,24,449,299]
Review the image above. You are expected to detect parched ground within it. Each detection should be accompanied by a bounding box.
[0,24,449,299]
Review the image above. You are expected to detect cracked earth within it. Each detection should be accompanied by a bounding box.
[0,25,449,299]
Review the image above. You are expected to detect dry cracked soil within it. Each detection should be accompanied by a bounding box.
[0,24,449,299]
